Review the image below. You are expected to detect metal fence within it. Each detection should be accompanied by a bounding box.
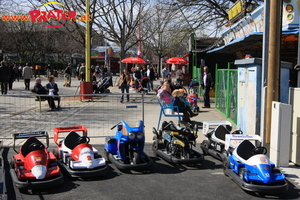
[215,63,238,124]
[0,93,144,146]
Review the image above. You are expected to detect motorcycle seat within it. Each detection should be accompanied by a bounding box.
[214,125,230,141]
[236,140,255,160]
[64,131,81,150]
[21,137,44,157]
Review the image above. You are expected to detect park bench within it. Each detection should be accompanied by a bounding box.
[31,90,47,112]
[157,98,183,130]
[31,90,59,112]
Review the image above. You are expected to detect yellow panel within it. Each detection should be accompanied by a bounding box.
[228,0,243,20]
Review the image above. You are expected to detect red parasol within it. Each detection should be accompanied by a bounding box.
[166,57,188,65]
[121,57,146,64]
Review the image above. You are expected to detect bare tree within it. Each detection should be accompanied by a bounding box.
[141,1,191,73]
[93,0,152,73]
[171,0,264,37]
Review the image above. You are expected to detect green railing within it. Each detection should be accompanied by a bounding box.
[191,65,202,96]
[215,63,238,125]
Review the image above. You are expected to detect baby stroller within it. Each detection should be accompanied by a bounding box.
[97,76,112,93]
[137,77,149,94]
[187,94,200,113]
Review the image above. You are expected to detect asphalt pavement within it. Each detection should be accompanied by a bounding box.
[2,74,300,198]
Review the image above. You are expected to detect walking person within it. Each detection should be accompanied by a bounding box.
[13,64,19,82]
[0,61,10,94]
[79,63,86,82]
[147,65,155,91]
[64,63,72,87]
[161,65,170,82]
[117,68,131,103]
[133,66,142,89]
[18,65,23,79]
[102,65,108,79]
[8,64,14,90]
[22,63,33,90]
[201,66,214,108]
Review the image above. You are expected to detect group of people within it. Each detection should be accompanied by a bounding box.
[0,61,34,94]
[76,63,109,83]
[157,65,214,123]
[117,65,155,103]
[33,77,61,110]
[157,81,198,122]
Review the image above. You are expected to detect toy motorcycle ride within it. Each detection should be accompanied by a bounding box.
[201,123,243,160]
[222,134,288,194]
[53,126,108,178]
[10,131,63,190]
[104,120,153,171]
[152,121,204,164]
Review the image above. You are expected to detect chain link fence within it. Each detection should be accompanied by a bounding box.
[215,65,238,124]
[0,93,144,146]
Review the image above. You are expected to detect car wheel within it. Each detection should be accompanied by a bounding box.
[222,157,230,176]
[152,141,158,156]
[131,151,140,165]
[66,157,72,168]
[103,149,110,163]
[272,168,281,173]
[10,157,15,168]
[53,148,58,158]
[201,140,211,155]
[238,168,248,181]
[221,149,228,158]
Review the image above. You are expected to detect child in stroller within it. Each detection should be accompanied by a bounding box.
[92,72,112,94]
[97,76,112,93]
[137,77,149,93]
[187,94,200,113]
[178,89,199,114]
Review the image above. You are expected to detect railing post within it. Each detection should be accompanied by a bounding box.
[225,62,231,118]
[215,63,218,108]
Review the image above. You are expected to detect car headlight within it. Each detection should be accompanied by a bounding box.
[136,132,144,139]
[128,132,135,140]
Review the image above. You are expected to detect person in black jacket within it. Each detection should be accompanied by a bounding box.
[33,78,56,110]
[46,77,61,109]
[201,66,214,108]
[146,65,155,91]
[0,61,10,94]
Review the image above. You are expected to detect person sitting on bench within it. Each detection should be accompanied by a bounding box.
[33,78,56,110]
[46,76,61,109]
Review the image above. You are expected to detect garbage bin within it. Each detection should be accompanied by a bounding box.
[80,82,93,101]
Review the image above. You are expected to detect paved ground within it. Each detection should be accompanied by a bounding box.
[1,75,300,199]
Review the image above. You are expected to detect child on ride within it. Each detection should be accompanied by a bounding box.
[172,89,198,122]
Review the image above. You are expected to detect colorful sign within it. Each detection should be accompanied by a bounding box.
[1,1,91,28]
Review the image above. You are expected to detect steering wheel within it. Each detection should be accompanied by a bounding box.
[252,146,267,155]
[29,142,44,152]
[232,130,243,135]
[77,136,90,144]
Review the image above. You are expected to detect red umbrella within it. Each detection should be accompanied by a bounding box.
[166,57,188,65]
[121,57,146,64]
